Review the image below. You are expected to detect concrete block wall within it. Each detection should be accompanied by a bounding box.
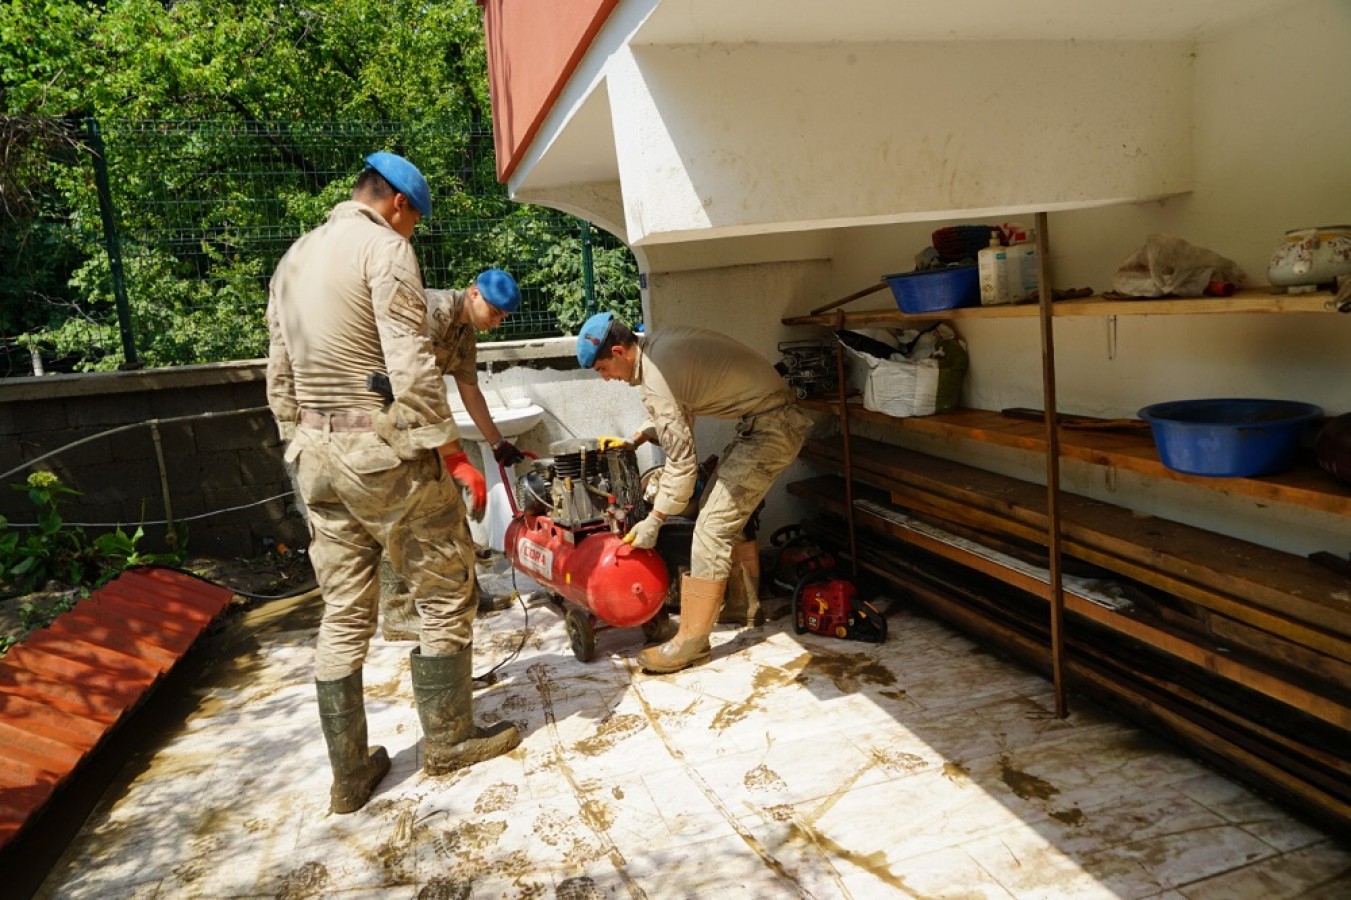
[0,362,305,558]
[2,336,814,560]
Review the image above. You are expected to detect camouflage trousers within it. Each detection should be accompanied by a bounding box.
[691,403,813,580]
[287,427,478,681]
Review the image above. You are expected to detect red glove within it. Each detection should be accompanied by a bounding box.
[441,451,486,513]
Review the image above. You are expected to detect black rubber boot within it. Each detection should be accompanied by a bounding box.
[315,671,391,814]
[410,647,521,775]
[378,558,419,641]
[475,582,514,613]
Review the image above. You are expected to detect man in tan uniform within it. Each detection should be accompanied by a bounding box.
[380,270,529,638]
[426,269,527,467]
[576,313,813,673]
[266,152,519,814]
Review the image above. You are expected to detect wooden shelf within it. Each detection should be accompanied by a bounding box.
[782,288,1339,327]
[802,400,1351,518]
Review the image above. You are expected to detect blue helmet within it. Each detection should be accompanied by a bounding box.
[363,151,431,218]
[476,269,521,312]
[576,312,615,367]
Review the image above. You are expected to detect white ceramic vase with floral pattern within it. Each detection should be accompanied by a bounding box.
[1267,225,1351,287]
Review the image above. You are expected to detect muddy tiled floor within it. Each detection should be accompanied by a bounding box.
[35,562,1351,898]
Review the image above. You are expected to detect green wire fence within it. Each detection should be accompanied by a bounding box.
[2,118,637,375]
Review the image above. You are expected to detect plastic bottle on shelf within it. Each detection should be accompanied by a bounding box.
[978,232,1012,306]
[1006,228,1040,303]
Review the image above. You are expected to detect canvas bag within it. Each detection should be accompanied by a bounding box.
[838,324,968,417]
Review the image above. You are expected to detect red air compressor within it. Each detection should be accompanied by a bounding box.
[501,439,675,661]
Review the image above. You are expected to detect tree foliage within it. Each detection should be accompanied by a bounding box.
[0,0,639,372]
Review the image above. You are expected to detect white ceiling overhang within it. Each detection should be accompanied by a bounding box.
[507,0,1302,245]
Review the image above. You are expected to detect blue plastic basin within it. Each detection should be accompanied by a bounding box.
[883,266,979,314]
[1137,398,1323,477]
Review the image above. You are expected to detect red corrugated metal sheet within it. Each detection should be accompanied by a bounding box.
[0,567,235,849]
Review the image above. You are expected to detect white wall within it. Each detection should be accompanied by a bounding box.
[499,0,1349,558]
[805,0,1351,556]
[610,40,1193,244]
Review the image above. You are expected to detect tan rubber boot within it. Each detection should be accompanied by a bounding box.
[637,574,726,673]
[719,540,763,626]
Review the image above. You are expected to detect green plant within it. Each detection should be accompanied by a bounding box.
[0,472,187,654]
[1,470,93,593]
[92,523,184,584]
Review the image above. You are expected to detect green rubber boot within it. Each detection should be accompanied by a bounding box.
[380,590,420,642]
[315,671,391,814]
[410,647,521,775]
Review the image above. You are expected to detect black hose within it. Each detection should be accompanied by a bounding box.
[473,565,531,684]
[129,563,318,601]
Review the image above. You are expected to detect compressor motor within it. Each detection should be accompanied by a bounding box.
[514,438,649,533]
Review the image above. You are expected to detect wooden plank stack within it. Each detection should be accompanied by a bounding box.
[793,434,1351,832]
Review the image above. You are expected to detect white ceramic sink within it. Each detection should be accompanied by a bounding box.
[451,403,544,442]
[448,401,545,553]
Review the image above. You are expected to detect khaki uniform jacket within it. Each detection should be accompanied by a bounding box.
[266,201,457,450]
[630,327,796,518]
[425,288,478,382]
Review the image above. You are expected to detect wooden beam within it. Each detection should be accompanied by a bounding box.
[797,403,1351,518]
[804,436,1351,641]
[781,288,1338,326]
[790,477,1351,730]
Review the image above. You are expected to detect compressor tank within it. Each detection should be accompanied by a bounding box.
[505,516,669,627]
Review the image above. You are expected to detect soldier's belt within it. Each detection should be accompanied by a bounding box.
[298,408,377,432]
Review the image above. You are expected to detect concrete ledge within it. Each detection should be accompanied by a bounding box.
[478,335,578,367]
[1,337,578,405]
[0,361,267,404]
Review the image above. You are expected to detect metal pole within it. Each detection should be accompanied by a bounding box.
[85,117,139,369]
[834,311,859,580]
[1035,211,1068,718]
[581,220,596,317]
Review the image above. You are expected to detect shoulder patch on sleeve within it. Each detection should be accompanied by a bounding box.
[387,277,427,332]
